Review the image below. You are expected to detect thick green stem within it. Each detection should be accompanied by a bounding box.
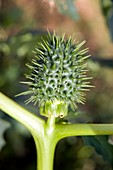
[55,124,113,140]
[0,92,44,134]
[33,133,57,170]
[32,115,57,170]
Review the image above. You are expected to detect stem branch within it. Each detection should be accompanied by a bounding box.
[0,92,44,136]
[55,124,113,140]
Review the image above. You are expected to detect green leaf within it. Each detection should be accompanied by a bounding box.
[101,0,113,18]
[55,0,79,20]
[0,7,22,27]
[0,118,11,151]
[0,31,48,57]
[83,135,113,165]
[76,145,94,159]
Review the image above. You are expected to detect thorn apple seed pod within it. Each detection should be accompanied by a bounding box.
[18,32,92,118]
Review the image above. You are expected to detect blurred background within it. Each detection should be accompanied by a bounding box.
[0,0,113,169]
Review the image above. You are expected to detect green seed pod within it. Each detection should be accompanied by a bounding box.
[19,32,92,118]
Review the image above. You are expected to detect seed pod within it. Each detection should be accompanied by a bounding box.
[19,32,92,118]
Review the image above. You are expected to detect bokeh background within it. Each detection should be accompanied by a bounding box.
[0,0,113,169]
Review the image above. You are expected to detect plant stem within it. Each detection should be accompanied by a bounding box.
[0,92,44,134]
[46,115,56,131]
[0,92,57,170]
[32,115,57,170]
[33,132,57,170]
[55,124,113,140]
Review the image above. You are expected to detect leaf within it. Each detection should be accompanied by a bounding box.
[76,145,94,159]
[0,30,48,57]
[55,0,79,20]
[101,0,113,18]
[0,118,11,151]
[83,135,113,166]
[0,7,22,27]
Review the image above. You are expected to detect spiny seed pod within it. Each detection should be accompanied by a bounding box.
[19,32,92,118]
